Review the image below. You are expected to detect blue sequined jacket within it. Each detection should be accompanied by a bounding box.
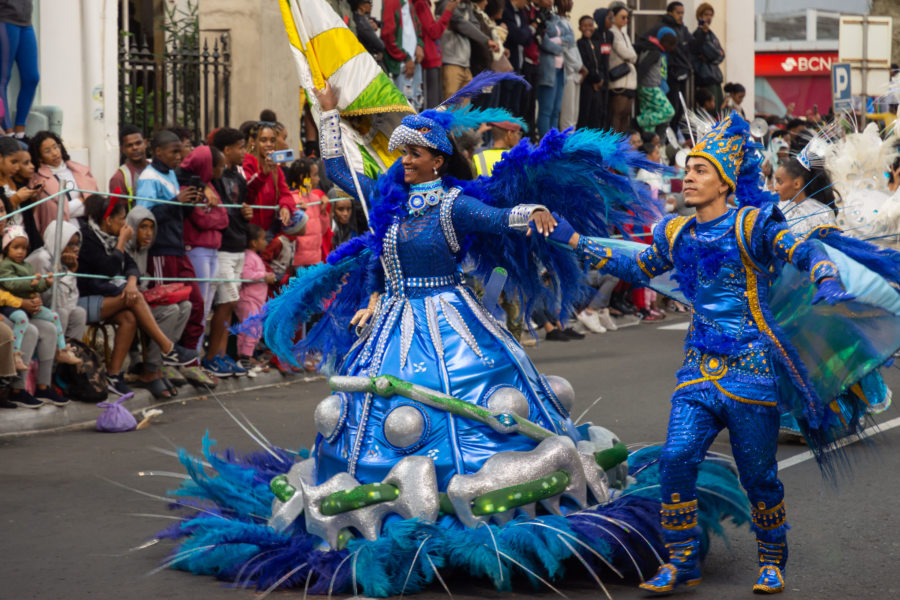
[578,205,838,411]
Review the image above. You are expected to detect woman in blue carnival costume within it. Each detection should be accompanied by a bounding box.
[542,111,900,595]
[157,73,754,597]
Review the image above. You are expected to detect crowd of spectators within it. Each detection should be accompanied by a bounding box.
[328,0,746,143]
[0,110,370,410]
[0,0,849,409]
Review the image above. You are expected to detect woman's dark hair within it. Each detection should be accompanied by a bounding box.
[640,141,659,156]
[239,120,257,142]
[723,82,746,95]
[168,126,194,144]
[286,157,317,189]
[211,127,244,151]
[84,193,126,224]
[29,131,69,167]
[780,157,835,208]
[640,130,659,145]
[610,4,628,18]
[695,87,714,108]
[0,136,23,157]
[434,142,474,181]
[259,109,278,122]
[247,224,265,247]
[579,14,593,26]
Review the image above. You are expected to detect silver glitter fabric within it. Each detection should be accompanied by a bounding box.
[508,204,548,230]
[319,110,343,159]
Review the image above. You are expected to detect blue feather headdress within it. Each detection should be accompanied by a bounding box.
[388,71,528,155]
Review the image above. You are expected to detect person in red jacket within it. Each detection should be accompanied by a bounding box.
[413,0,457,107]
[242,122,293,239]
[182,146,229,354]
[381,0,425,110]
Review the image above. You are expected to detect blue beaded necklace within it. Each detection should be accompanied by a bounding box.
[407,178,443,214]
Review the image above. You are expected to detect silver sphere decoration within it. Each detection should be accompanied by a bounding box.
[384,405,426,448]
[485,386,530,418]
[545,375,575,412]
[315,394,343,439]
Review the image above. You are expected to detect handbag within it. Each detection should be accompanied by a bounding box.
[142,282,192,306]
[608,62,631,82]
[96,392,137,433]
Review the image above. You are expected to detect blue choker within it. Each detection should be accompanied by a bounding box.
[407,179,444,214]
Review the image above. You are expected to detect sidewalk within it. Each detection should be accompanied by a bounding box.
[0,369,324,438]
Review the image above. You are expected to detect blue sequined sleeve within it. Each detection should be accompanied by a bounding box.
[575,220,674,286]
[450,193,514,235]
[319,110,378,204]
[754,206,839,283]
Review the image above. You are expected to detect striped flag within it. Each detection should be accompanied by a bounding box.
[278,0,411,174]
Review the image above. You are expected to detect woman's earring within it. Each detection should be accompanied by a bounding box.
[433,166,439,176]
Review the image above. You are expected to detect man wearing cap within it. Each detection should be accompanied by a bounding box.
[472,121,522,177]
[542,113,859,594]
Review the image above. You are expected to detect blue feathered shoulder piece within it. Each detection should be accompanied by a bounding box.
[452,127,665,317]
[233,234,376,370]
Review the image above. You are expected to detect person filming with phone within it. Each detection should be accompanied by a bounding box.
[242,122,295,241]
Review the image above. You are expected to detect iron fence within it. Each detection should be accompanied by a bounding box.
[118,32,231,142]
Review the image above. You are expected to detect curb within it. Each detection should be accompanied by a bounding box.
[0,369,326,438]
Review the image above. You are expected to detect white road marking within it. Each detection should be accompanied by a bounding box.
[657,322,689,330]
[778,415,900,470]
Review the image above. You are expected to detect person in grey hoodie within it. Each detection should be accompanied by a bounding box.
[124,205,192,399]
[25,219,86,341]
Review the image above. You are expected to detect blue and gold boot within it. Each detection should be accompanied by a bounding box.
[751,500,788,594]
[639,498,702,595]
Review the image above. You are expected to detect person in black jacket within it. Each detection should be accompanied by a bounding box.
[351,0,386,69]
[502,0,537,130]
[640,2,692,130]
[208,127,254,373]
[591,8,614,129]
[576,14,604,129]
[77,194,193,395]
[690,2,724,112]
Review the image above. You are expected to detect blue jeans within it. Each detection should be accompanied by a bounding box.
[186,246,219,347]
[393,64,424,112]
[0,24,39,130]
[536,68,565,137]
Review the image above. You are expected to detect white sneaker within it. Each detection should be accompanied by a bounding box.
[595,308,618,331]
[576,310,606,334]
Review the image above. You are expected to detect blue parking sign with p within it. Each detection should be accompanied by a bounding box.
[832,63,852,112]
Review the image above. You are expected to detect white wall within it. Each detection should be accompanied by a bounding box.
[36,0,119,188]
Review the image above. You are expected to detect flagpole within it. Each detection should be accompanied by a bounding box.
[292,0,372,230]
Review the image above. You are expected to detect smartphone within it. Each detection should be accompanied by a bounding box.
[188,175,205,189]
[269,149,295,164]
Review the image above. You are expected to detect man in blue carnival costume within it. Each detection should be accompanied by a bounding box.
[544,111,900,595]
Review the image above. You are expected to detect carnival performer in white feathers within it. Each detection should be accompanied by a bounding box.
[156,72,753,597]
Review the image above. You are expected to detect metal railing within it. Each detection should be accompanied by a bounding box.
[118,32,231,142]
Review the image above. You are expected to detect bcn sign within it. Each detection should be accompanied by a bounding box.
[755,52,838,77]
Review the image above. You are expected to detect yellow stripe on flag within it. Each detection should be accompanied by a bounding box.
[278,0,303,51]
[309,28,367,79]
[370,131,403,166]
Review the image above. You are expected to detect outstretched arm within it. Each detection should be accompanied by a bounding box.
[766,219,852,304]
[548,216,674,287]
[314,82,377,204]
[451,193,557,236]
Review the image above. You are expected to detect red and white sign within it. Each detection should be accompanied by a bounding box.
[755,52,838,77]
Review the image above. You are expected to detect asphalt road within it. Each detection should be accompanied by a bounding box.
[2,314,899,600]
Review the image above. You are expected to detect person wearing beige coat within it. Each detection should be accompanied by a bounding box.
[607,5,637,132]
